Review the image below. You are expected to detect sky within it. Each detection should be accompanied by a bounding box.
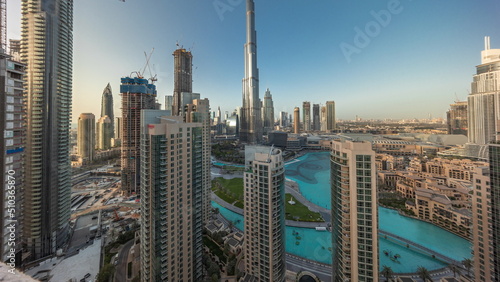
[6,0,500,123]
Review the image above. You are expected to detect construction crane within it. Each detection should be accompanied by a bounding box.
[131,48,157,83]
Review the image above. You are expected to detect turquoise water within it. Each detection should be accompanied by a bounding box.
[212,161,245,168]
[212,201,454,272]
[212,151,472,273]
[285,153,331,209]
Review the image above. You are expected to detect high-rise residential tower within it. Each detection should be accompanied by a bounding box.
[121,76,157,195]
[468,36,500,144]
[0,51,25,262]
[182,97,212,226]
[330,140,378,281]
[262,88,274,134]
[77,113,95,162]
[96,115,112,150]
[240,0,262,144]
[303,101,311,132]
[172,48,192,116]
[165,95,173,112]
[326,101,336,132]
[320,105,327,132]
[313,103,320,131]
[21,0,73,259]
[243,146,286,281]
[489,144,500,280]
[294,107,300,134]
[471,166,493,281]
[140,112,203,282]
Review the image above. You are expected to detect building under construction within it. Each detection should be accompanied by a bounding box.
[447,101,468,136]
[120,77,157,195]
[172,48,192,116]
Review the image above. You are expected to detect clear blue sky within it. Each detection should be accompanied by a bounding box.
[7,0,500,123]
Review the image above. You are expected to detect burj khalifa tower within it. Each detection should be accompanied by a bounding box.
[240,0,263,144]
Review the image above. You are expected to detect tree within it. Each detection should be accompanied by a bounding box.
[97,263,115,282]
[448,264,461,278]
[462,258,472,276]
[417,266,432,282]
[381,265,393,281]
[226,255,237,276]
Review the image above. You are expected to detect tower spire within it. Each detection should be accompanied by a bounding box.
[240,0,262,144]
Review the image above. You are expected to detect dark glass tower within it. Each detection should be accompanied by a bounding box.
[21,0,73,259]
[172,48,192,116]
[101,83,114,132]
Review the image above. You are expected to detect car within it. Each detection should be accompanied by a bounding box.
[84,273,91,279]
[91,215,98,220]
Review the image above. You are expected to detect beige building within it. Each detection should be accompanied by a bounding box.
[471,166,493,281]
[77,113,95,162]
[406,188,471,238]
[294,107,300,134]
[140,112,204,281]
[243,146,286,282]
[330,140,378,281]
[188,98,212,225]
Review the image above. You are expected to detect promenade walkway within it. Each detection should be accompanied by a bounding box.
[380,230,462,266]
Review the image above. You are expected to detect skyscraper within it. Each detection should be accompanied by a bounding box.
[140,112,203,281]
[446,101,468,135]
[262,88,274,134]
[468,36,500,144]
[240,0,263,144]
[21,0,73,259]
[115,117,122,140]
[471,166,493,281]
[77,113,95,162]
[243,146,286,281]
[121,76,157,195]
[489,144,500,280]
[182,97,212,226]
[0,51,25,262]
[330,140,378,281]
[313,103,320,131]
[326,101,336,132]
[279,111,288,129]
[165,95,173,112]
[294,107,300,134]
[96,115,112,150]
[101,83,114,121]
[172,48,192,116]
[320,105,327,132]
[303,101,311,132]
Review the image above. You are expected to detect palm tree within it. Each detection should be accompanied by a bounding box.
[381,265,393,281]
[417,266,433,282]
[462,258,472,276]
[448,264,460,278]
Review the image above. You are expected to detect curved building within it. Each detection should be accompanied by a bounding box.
[77,113,95,162]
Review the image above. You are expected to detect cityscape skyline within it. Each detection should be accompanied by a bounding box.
[7,0,500,122]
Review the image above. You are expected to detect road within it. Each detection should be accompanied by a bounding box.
[286,253,332,281]
[114,239,134,282]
